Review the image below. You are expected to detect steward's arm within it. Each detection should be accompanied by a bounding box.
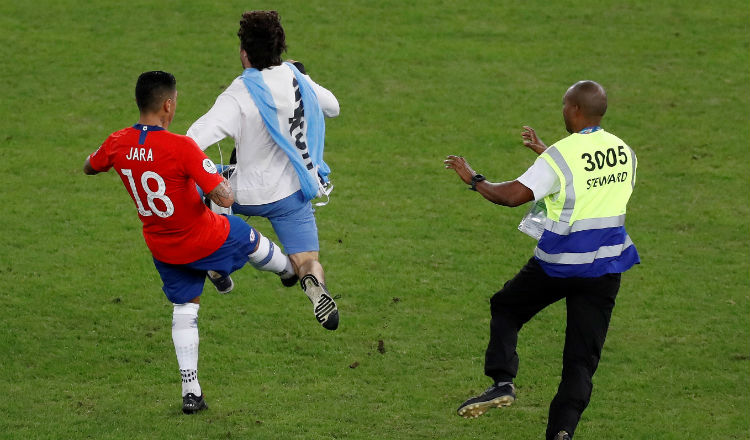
[474,180,534,207]
[444,154,534,207]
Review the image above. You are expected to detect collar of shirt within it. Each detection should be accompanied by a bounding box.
[133,124,165,132]
[579,126,602,134]
[133,124,165,145]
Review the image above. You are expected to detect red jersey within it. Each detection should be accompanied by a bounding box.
[89,124,229,264]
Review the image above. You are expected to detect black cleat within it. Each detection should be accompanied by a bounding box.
[207,271,234,294]
[300,274,339,330]
[281,273,299,287]
[457,383,516,418]
[182,393,208,414]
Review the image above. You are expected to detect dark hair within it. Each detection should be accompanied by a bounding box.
[237,10,287,70]
[135,71,176,113]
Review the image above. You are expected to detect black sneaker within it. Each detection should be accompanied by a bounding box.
[281,274,299,287]
[207,271,234,294]
[300,274,339,330]
[182,393,208,414]
[457,383,516,418]
[279,271,299,288]
[554,431,571,440]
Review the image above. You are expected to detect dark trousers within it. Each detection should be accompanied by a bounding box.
[484,258,621,440]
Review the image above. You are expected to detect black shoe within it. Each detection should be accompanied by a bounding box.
[554,431,571,440]
[300,274,339,330]
[182,393,208,414]
[207,271,234,294]
[457,383,516,418]
[280,273,299,288]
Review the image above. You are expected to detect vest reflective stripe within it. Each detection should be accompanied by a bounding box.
[544,214,626,235]
[545,146,575,223]
[535,235,634,265]
[629,146,637,190]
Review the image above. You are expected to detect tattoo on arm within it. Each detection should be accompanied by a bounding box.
[208,178,234,208]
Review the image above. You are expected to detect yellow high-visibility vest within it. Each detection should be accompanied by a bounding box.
[535,128,639,277]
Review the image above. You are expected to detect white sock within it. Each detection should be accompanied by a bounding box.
[172,302,201,397]
[249,234,295,280]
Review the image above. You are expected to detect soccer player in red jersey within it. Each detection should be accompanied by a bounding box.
[84,71,296,414]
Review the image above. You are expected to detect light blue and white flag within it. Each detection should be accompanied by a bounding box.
[240,62,330,202]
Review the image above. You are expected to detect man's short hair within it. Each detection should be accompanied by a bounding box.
[569,80,607,118]
[135,71,176,113]
[237,10,287,70]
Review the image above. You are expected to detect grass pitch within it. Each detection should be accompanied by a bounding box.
[1,1,748,439]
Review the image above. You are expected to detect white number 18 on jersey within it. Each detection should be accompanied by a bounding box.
[121,168,175,218]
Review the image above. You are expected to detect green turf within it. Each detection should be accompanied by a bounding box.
[1,0,748,439]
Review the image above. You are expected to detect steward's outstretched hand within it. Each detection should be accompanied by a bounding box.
[444,155,476,185]
[521,126,547,155]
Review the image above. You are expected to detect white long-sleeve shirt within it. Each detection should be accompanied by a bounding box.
[187,64,339,205]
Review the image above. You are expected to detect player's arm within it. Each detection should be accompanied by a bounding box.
[83,157,100,175]
[207,177,234,208]
[85,140,114,175]
[183,136,234,207]
[444,155,533,207]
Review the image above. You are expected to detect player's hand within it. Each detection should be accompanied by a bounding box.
[521,126,547,155]
[444,155,476,185]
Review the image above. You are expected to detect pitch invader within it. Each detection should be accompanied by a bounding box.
[187,10,341,332]
[83,71,299,414]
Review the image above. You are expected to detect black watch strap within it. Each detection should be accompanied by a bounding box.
[470,174,486,191]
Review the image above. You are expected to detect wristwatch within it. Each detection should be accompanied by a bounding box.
[470,174,486,191]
